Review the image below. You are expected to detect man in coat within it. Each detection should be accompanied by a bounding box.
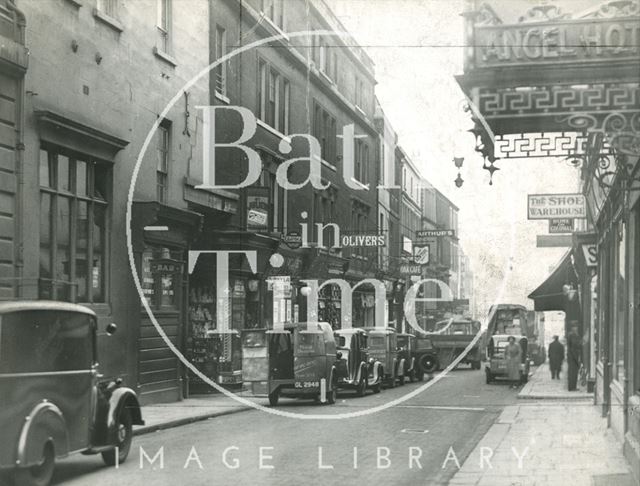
[567,324,582,391]
[548,335,564,380]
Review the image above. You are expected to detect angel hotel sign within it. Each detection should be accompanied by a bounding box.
[475,17,640,67]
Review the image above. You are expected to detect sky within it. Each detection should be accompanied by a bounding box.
[326,0,582,317]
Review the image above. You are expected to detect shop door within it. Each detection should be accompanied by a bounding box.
[137,246,185,405]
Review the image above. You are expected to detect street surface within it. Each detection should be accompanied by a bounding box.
[50,367,522,486]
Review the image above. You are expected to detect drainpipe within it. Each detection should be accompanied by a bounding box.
[6,0,27,298]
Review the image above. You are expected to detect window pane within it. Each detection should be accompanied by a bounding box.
[76,201,89,302]
[141,247,155,306]
[56,197,71,301]
[94,162,109,201]
[92,203,106,302]
[39,150,52,188]
[39,193,52,299]
[58,155,70,192]
[76,160,88,197]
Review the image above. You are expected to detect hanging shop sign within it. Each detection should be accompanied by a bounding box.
[416,229,455,238]
[528,194,586,220]
[475,18,640,68]
[246,187,270,230]
[581,244,598,268]
[400,263,422,275]
[340,234,386,247]
[282,231,303,249]
[536,234,573,248]
[413,244,430,265]
[549,218,575,234]
[149,258,183,275]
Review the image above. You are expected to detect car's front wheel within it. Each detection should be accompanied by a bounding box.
[356,375,367,397]
[485,369,493,384]
[14,441,55,486]
[326,379,338,404]
[102,407,133,466]
[420,355,438,374]
[268,390,280,406]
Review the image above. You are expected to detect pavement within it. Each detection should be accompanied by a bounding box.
[133,393,252,436]
[449,364,635,486]
[518,362,592,400]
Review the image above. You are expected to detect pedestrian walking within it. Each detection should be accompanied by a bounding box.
[548,335,564,380]
[504,336,522,389]
[567,324,582,391]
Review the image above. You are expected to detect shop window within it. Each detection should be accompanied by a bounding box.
[140,245,182,310]
[38,147,109,303]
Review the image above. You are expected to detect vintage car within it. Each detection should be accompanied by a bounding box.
[0,301,144,486]
[334,328,383,395]
[484,334,530,384]
[361,327,404,387]
[241,322,341,406]
[396,333,423,382]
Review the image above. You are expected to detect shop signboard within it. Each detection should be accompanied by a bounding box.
[416,229,455,238]
[474,17,640,69]
[536,235,573,248]
[400,263,422,275]
[549,218,574,234]
[246,187,270,230]
[581,244,598,268]
[282,231,302,249]
[414,244,430,265]
[528,194,586,220]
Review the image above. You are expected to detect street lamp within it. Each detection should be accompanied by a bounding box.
[453,156,464,188]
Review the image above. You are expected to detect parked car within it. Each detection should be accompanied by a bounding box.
[0,301,144,486]
[334,328,383,395]
[484,334,530,384]
[396,333,423,382]
[241,322,341,406]
[361,327,404,387]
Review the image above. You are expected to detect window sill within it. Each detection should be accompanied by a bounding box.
[65,0,82,7]
[319,70,334,85]
[256,119,291,144]
[214,91,230,104]
[261,14,289,42]
[153,47,177,67]
[93,8,123,32]
[349,177,370,191]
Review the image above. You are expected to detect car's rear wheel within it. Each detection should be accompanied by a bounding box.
[327,379,338,404]
[268,390,279,406]
[102,408,133,466]
[485,369,493,384]
[398,373,405,386]
[416,370,425,381]
[387,373,396,388]
[14,441,55,486]
[420,354,438,374]
[409,369,416,383]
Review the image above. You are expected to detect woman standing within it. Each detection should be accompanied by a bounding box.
[505,336,522,389]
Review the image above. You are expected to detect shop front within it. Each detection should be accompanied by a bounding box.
[131,201,202,405]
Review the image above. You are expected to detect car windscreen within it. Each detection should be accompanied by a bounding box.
[368,335,386,348]
[0,310,94,373]
[397,336,408,347]
[294,332,325,355]
[450,323,472,334]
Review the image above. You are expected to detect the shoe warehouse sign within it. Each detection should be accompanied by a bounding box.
[474,17,640,68]
[528,193,587,220]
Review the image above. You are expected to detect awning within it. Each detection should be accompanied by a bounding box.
[527,250,577,312]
